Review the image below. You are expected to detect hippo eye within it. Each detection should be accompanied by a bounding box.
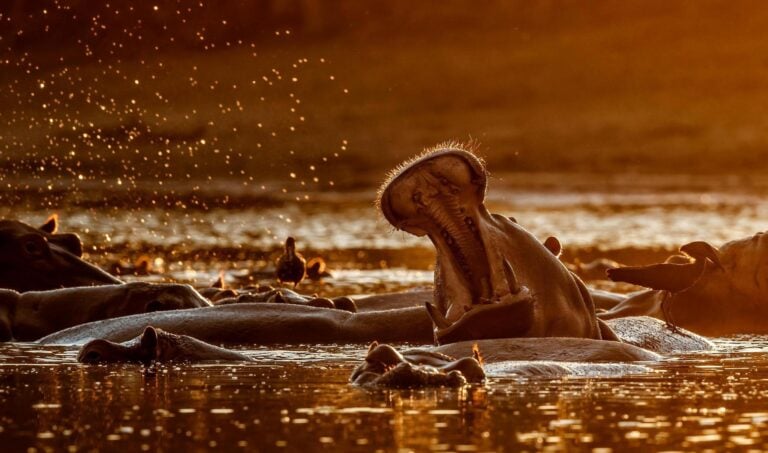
[24,238,48,256]
[84,351,101,362]
[146,300,164,312]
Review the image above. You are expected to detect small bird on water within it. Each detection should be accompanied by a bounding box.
[276,236,306,288]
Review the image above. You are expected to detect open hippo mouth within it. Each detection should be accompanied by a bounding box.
[378,147,535,344]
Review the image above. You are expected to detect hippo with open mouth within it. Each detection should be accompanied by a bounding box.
[0,216,121,292]
[37,145,621,347]
[377,145,611,344]
[37,145,712,370]
[36,143,721,388]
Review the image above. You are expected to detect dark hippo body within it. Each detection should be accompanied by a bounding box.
[1,282,211,341]
[78,326,252,364]
[0,217,121,292]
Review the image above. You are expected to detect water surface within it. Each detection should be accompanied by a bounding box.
[2,339,768,451]
[2,181,768,451]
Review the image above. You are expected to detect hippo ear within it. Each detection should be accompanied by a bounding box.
[40,214,58,234]
[272,291,286,303]
[141,326,159,349]
[212,272,225,289]
[472,343,483,363]
[367,341,379,355]
[597,319,621,342]
[543,236,562,257]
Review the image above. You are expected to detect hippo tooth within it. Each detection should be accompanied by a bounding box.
[503,259,521,294]
[425,302,451,329]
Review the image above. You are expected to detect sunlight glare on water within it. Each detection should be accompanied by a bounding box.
[3,338,768,451]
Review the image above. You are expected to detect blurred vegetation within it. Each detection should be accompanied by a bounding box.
[2,1,768,191]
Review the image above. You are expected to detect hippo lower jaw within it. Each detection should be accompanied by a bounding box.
[378,147,535,343]
[427,296,535,345]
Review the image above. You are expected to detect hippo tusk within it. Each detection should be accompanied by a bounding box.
[425,302,451,329]
[503,259,521,294]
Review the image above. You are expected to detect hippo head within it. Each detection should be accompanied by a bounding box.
[607,236,767,300]
[607,233,768,335]
[349,341,485,388]
[0,216,121,292]
[378,146,600,344]
[607,241,724,293]
[78,326,250,364]
[118,282,212,314]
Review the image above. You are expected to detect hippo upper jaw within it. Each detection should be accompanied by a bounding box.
[378,147,537,344]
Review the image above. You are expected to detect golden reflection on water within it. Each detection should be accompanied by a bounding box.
[1,340,768,450]
[2,188,768,450]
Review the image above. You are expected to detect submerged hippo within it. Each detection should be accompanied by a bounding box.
[78,326,251,364]
[377,146,612,343]
[350,314,716,387]
[600,233,768,336]
[350,341,486,387]
[0,216,121,292]
[72,314,708,387]
[0,282,211,341]
[213,286,357,312]
[73,313,707,386]
[350,337,655,387]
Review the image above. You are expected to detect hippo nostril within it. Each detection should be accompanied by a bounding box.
[84,350,101,363]
[412,191,423,205]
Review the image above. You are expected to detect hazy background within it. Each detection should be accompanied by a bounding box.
[2,1,768,203]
